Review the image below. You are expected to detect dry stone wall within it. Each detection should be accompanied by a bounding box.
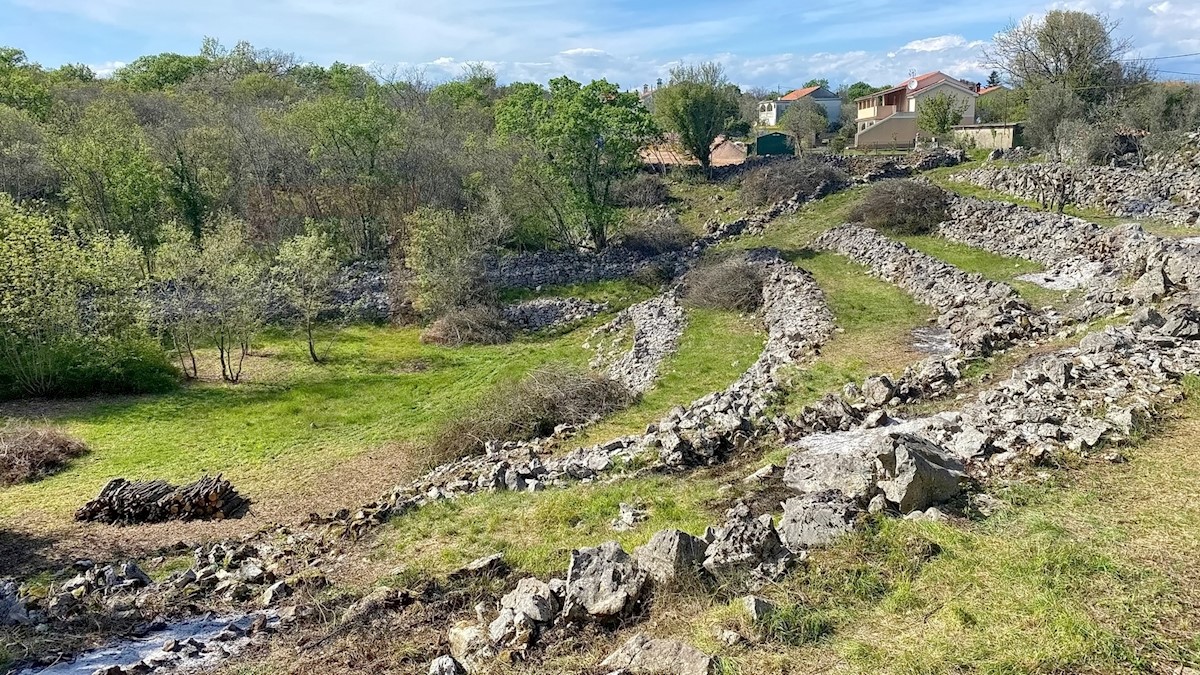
[951,163,1200,226]
[586,293,686,395]
[814,224,1052,356]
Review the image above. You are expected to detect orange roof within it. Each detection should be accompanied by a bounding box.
[782,85,820,99]
[978,85,1005,96]
[780,85,821,101]
[855,71,969,101]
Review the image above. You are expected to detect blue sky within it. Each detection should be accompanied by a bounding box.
[3,0,1198,89]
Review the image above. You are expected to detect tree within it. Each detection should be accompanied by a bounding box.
[406,191,511,315]
[496,77,657,250]
[986,71,1002,88]
[985,11,1145,109]
[804,78,830,89]
[844,81,882,103]
[197,215,264,383]
[0,104,58,201]
[780,98,828,152]
[652,62,741,174]
[115,53,211,91]
[916,91,968,139]
[54,97,166,274]
[272,227,343,363]
[0,48,51,118]
[1025,83,1086,155]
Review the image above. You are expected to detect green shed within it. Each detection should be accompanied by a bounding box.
[750,131,795,157]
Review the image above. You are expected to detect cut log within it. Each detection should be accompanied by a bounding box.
[75,474,251,525]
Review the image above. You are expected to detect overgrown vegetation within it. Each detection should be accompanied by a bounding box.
[0,422,88,486]
[430,364,632,462]
[849,180,948,235]
[740,159,848,207]
[682,254,766,312]
[618,212,694,256]
[419,306,513,347]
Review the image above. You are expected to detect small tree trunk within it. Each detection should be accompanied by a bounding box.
[306,320,320,364]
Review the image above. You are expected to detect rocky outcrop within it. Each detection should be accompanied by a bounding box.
[502,297,608,332]
[587,293,687,395]
[701,503,792,589]
[562,541,647,622]
[778,491,862,550]
[633,529,709,585]
[951,163,1200,226]
[815,224,1051,355]
[600,633,713,675]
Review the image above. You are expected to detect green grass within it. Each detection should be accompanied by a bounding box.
[0,324,598,519]
[896,234,1066,308]
[668,180,749,236]
[583,307,767,441]
[498,278,658,307]
[783,250,931,411]
[379,475,721,577]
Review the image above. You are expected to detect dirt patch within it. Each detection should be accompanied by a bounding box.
[0,443,422,577]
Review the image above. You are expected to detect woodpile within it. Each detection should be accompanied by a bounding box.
[75,474,251,525]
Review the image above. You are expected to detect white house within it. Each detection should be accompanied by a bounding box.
[758,85,841,127]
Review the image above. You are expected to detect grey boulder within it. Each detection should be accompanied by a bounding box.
[599,633,713,675]
[873,433,966,513]
[633,529,709,585]
[702,504,791,588]
[778,491,862,550]
[563,541,647,621]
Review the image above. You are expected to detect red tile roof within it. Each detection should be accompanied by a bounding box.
[780,85,821,101]
[854,71,975,101]
[978,85,1005,96]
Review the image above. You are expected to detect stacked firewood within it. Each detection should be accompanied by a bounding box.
[75,474,250,525]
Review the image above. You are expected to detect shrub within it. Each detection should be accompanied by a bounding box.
[420,306,513,347]
[848,179,948,235]
[430,364,632,461]
[406,193,511,315]
[618,213,694,256]
[612,172,670,208]
[682,254,765,312]
[740,159,849,207]
[0,194,178,398]
[0,423,89,486]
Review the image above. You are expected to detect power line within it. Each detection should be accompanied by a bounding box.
[1125,51,1200,62]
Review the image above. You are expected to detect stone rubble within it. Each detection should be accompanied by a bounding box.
[599,633,713,675]
[815,224,1053,356]
[951,162,1200,226]
[501,297,609,332]
[587,293,687,395]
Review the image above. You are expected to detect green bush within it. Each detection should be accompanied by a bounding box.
[0,195,178,399]
[848,179,949,235]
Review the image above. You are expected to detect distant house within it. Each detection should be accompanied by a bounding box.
[758,85,841,127]
[853,71,978,148]
[952,122,1025,149]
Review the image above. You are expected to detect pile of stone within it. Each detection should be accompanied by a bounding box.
[814,224,1051,355]
[951,163,1200,226]
[501,297,608,332]
[586,293,687,395]
[937,196,1200,315]
[1145,130,1200,207]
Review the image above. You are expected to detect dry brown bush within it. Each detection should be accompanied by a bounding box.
[740,159,849,207]
[619,213,694,256]
[419,306,513,347]
[430,365,632,462]
[849,179,949,235]
[682,254,766,312]
[612,172,671,208]
[0,423,89,486]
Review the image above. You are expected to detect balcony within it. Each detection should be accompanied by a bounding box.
[856,104,897,121]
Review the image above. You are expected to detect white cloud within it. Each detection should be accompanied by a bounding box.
[87,60,126,77]
[898,35,969,52]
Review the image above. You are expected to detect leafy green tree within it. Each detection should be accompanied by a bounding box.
[154,224,206,379]
[844,81,881,103]
[54,97,166,273]
[986,71,1002,88]
[804,78,830,89]
[272,227,343,363]
[0,47,51,118]
[50,63,96,83]
[496,77,657,249]
[1024,83,1086,155]
[282,92,402,255]
[916,91,968,138]
[115,53,211,91]
[781,97,828,152]
[0,104,58,200]
[197,215,265,383]
[0,195,168,397]
[653,62,742,175]
[406,192,511,315]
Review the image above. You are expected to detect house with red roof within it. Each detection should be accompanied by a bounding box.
[853,71,979,148]
[757,85,841,127]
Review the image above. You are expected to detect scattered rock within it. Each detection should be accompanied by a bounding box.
[562,541,647,622]
[599,633,713,675]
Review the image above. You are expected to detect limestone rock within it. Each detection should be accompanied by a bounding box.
[429,655,464,675]
[778,491,862,550]
[563,541,647,621]
[702,504,791,588]
[499,577,559,624]
[599,633,713,675]
[873,433,967,513]
[633,529,709,585]
[1,580,29,626]
[783,446,876,502]
[448,622,496,673]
